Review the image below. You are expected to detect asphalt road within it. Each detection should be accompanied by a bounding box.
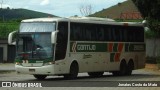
[0,69,160,90]
[0,69,160,84]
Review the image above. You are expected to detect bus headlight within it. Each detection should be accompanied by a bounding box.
[15,62,22,65]
[43,62,55,65]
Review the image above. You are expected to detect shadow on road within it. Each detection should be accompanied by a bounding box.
[26,73,160,82]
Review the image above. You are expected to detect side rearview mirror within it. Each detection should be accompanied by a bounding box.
[8,31,17,45]
[51,30,59,44]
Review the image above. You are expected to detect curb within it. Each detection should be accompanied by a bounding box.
[0,63,15,73]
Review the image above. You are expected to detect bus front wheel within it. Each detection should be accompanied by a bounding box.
[64,62,79,79]
[33,75,47,80]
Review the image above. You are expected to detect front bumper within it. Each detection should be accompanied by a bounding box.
[15,65,55,75]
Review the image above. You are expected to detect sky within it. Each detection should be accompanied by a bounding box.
[1,0,126,17]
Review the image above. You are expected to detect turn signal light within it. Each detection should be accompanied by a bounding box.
[43,61,55,65]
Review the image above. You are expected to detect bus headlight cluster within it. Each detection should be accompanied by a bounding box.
[43,62,54,65]
[15,62,22,65]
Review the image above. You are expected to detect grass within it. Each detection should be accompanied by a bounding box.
[0,22,19,39]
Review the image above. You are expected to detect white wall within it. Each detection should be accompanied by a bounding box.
[146,39,160,57]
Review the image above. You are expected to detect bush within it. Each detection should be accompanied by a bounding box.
[145,30,157,39]
[0,22,19,39]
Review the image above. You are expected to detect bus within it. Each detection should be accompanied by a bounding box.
[8,17,145,80]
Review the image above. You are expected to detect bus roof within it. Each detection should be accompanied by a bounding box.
[21,17,143,26]
[21,17,64,22]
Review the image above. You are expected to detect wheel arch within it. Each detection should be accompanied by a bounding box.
[120,59,127,65]
[70,60,79,71]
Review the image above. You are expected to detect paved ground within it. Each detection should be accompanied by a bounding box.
[0,63,15,71]
[0,63,160,90]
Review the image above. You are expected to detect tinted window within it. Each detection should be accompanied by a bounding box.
[70,22,144,42]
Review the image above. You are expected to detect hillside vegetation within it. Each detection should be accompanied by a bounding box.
[90,0,141,20]
[0,8,56,39]
[0,8,55,21]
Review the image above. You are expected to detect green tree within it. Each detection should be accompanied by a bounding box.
[132,0,160,59]
[132,0,160,41]
[132,0,160,20]
[132,0,160,38]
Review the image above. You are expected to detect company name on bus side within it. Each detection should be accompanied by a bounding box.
[133,45,144,51]
[71,42,145,52]
[71,42,97,52]
[77,45,96,51]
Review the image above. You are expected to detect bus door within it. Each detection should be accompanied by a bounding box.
[54,22,68,73]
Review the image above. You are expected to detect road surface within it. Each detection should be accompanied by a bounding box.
[0,69,160,90]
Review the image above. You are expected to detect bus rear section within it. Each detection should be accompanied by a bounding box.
[69,21,145,76]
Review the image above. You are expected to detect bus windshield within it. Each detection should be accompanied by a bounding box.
[17,33,53,59]
[16,22,56,60]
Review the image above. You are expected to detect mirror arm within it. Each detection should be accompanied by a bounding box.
[8,31,17,45]
[51,30,59,44]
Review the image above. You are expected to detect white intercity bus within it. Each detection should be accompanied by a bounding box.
[8,17,145,80]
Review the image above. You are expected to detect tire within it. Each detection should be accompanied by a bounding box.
[33,75,47,80]
[88,72,104,77]
[64,62,79,79]
[126,60,134,75]
[112,60,127,76]
[112,71,120,76]
[120,61,127,76]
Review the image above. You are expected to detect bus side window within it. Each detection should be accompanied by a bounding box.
[56,22,68,60]
[98,27,104,41]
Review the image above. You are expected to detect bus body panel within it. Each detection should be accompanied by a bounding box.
[15,64,55,75]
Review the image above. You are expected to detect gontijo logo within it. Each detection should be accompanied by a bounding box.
[72,42,96,52]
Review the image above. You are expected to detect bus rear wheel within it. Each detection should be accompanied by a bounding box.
[88,72,104,77]
[33,75,47,80]
[126,60,134,75]
[112,60,127,76]
[64,62,79,79]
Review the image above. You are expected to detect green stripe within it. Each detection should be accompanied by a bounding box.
[70,42,108,52]
[110,53,115,62]
[125,43,129,52]
[113,43,118,52]
[129,44,145,52]
[15,58,53,63]
[70,42,145,52]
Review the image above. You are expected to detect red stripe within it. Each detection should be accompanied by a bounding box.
[114,53,121,62]
[108,43,113,52]
[118,43,124,52]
